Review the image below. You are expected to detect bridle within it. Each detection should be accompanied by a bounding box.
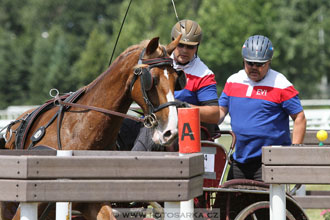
[129,47,184,128]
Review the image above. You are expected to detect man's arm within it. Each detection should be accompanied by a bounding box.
[290,111,306,144]
[190,104,219,124]
[218,106,228,125]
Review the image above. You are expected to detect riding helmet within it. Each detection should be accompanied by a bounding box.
[242,35,273,62]
[171,19,202,45]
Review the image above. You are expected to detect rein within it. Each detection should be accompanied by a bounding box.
[55,47,182,130]
[53,47,180,132]
[56,98,144,123]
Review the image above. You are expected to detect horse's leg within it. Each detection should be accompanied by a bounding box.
[73,202,116,220]
[0,202,19,220]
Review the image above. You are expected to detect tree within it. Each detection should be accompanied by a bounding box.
[71,26,111,87]
[110,0,202,60]
[0,28,30,108]
[271,0,330,98]
[198,0,276,93]
[29,33,53,104]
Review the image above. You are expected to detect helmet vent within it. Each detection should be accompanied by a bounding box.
[242,35,273,62]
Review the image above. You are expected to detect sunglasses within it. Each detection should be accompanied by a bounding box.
[246,61,267,67]
[177,43,197,50]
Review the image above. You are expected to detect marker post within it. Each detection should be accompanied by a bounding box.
[164,108,200,220]
[178,108,200,220]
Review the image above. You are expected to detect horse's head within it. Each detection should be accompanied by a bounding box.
[130,35,184,146]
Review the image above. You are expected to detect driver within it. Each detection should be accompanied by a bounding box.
[218,35,306,181]
[116,19,220,151]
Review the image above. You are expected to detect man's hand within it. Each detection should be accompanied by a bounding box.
[176,100,191,108]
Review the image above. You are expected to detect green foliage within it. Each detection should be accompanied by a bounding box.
[29,32,53,103]
[0,0,330,108]
[0,28,31,108]
[270,0,330,98]
[72,26,110,87]
[198,0,278,90]
[110,0,202,59]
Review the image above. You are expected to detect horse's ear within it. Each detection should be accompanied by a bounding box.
[145,37,160,56]
[166,34,182,55]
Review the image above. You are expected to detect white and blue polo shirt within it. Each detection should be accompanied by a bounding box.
[219,69,303,163]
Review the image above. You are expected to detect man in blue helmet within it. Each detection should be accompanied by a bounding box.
[218,35,306,181]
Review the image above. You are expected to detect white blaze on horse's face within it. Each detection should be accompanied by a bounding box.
[152,68,178,145]
[163,68,169,78]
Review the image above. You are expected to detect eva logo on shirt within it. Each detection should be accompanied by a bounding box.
[256,89,267,96]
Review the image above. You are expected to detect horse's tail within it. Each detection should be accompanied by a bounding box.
[0,135,6,149]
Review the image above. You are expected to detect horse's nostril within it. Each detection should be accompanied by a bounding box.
[164,130,172,138]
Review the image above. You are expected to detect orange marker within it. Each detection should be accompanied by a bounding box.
[178,108,201,153]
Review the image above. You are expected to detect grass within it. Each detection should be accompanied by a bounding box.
[306,208,324,220]
[214,134,330,220]
[304,185,330,220]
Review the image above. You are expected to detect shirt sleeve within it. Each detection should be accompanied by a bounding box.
[282,95,303,115]
[218,91,229,107]
[197,84,218,104]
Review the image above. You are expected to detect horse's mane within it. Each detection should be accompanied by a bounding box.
[84,39,164,93]
[84,43,144,92]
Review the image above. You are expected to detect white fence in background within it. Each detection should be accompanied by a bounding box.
[219,108,330,130]
[1,100,330,134]
[0,106,38,134]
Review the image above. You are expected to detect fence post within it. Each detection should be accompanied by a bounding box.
[56,150,73,220]
[164,108,201,220]
[270,184,286,220]
[20,202,38,220]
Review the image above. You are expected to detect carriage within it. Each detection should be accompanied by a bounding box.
[196,130,309,220]
[107,129,309,220]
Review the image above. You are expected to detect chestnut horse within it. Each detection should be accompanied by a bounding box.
[1,35,183,220]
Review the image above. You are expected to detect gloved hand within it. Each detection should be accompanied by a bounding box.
[176,100,191,108]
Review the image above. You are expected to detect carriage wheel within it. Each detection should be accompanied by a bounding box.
[233,201,295,220]
[148,202,164,220]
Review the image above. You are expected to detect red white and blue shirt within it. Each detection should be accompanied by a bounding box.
[219,69,303,163]
[172,55,218,105]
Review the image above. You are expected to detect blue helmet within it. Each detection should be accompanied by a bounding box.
[242,35,273,62]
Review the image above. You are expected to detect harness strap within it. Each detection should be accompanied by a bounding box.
[153,101,185,112]
[56,106,65,150]
[57,98,144,123]
[27,112,59,150]
[141,57,173,66]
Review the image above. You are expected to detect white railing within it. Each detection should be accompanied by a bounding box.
[1,100,330,133]
[0,105,38,120]
[0,106,38,134]
[220,99,330,130]
[220,109,330,130]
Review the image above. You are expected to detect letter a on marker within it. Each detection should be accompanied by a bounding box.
[181,123,195,141]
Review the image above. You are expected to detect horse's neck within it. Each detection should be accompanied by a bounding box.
[83,65,133,113]
[64,65,134,150]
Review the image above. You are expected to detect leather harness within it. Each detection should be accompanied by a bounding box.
[7,47,183,150]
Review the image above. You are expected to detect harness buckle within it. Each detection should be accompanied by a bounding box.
[143,114,158,128]
[134,67,143,76]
